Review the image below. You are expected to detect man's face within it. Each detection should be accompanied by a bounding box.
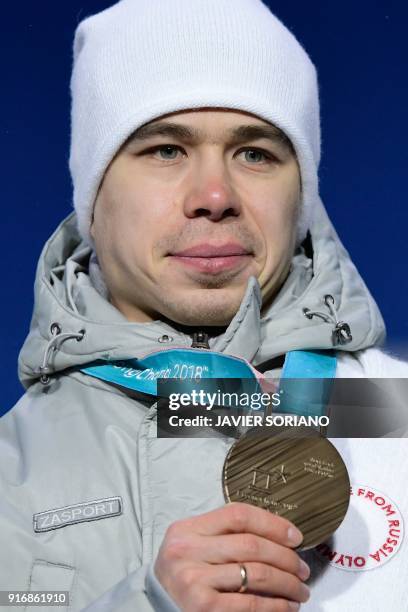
[91,108,301,326]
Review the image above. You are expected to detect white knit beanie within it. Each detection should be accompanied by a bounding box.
[69,0,320,246]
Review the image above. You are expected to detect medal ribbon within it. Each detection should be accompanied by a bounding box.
[79,347,337,420]
[278,349,337,419]
[79,347,264,398]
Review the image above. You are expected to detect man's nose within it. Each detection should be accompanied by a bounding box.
[182,163,242,221]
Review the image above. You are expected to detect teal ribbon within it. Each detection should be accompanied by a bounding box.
[79,347,337,419]
[80,348,261,398]
[278,349,337,418]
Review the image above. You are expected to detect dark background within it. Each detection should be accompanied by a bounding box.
[2,1,407,414]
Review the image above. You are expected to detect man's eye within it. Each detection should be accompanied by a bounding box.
[237,148,275,164]
[149,145,183,160]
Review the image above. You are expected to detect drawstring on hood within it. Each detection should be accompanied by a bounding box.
[38,324,85,385]
[303,294,353,347]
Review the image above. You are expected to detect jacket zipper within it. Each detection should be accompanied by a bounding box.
[191,331,210,349]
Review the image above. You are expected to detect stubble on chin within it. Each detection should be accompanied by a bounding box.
[157,286,245,326]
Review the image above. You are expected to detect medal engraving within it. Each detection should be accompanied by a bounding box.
[223,426,350,550]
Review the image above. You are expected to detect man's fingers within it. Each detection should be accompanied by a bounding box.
[188,534,309,580]
[177,502,303,547]
[159,505,308,611]
[206,562,310,603]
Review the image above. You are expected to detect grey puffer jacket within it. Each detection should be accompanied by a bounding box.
[1,197,407,612]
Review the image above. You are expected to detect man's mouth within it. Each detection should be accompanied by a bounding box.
[169,243,253,274]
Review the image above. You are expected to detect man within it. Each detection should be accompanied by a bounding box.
[1,0,407,611]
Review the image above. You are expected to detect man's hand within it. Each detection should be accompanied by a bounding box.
[154,502,311,611]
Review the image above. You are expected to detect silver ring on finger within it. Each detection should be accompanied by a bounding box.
[237,563,248,593]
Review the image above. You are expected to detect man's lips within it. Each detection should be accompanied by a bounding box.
[171,243,251,257]
[169,243,252,274]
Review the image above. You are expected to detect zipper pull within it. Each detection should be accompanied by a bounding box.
[191,331,210,349]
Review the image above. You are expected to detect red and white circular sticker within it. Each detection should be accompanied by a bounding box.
[314,484,404,571]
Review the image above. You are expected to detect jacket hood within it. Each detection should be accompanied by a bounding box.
[18,197,385,388]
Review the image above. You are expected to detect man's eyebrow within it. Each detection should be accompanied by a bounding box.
[125,122,294,152]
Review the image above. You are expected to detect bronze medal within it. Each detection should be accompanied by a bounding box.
[222,425,350,550]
